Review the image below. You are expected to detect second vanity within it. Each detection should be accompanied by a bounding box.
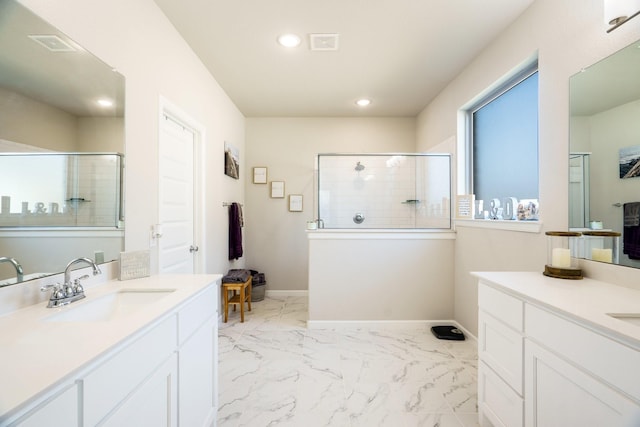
[0,274,221,427]
[474,271,640,427]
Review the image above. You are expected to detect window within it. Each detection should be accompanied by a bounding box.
[467,65,539,205]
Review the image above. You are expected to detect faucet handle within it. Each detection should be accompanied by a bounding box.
[72,276,88,295]
[41,283,65,300]
[40,283,60,292]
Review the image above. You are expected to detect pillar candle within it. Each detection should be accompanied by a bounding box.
[592,248,613,263]
[551,248,571,268]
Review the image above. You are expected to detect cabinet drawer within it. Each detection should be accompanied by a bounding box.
[179,284,217,345]
[82,315,177,426]
[478,361,523,427]
[526,304,640,401]
[13,384,78,427]
[479,311,524,394]
[479,282,524,332]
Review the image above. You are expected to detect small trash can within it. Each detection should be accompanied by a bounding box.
[250,270,266,302]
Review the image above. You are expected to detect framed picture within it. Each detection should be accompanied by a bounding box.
[455,194,475,219]
[289,194,303,212]
[619,145,640,179]
[270,181,285,198]
[253,167,267,184]
[224,141,239,179]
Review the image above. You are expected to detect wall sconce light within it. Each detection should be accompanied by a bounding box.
[605,0,640,32]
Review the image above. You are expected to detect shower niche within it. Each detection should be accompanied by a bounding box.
[316,153,451,229]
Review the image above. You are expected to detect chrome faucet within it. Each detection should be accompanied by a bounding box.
[64,257,101,286]
[41,257,102,308]
[0,257,24,283]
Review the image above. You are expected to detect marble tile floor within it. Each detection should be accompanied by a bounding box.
[218,296,480,427]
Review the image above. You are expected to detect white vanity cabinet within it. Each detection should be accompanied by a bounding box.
[478,283,525,427]
[476,273,640,427]
[3,275,219,427]
[178,284,218,427]
[524,305,640,427]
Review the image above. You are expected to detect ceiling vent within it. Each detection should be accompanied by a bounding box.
[310,33,339,51]
[28,35,76,52]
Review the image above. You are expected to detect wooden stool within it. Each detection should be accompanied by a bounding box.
[222,276,252,322]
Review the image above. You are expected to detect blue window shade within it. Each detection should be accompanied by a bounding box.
[473,72,538,202]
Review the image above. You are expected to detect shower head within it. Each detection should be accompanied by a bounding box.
[355,161,365,172]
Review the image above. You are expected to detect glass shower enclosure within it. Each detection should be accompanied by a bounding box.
[316,153,451,229]
[0,152,124,227]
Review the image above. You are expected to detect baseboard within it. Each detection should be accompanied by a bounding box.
[265,290,309,298]
[307,319,477,341]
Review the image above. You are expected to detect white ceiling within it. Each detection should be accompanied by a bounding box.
[154,0,535,117]
[0,1,125,118]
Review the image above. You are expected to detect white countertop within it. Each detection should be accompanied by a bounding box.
[472,271,640,348]
[0,274,221,421]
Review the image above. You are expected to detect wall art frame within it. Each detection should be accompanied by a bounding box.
[271,181,285,198]
[289,194,303,212]
[253,166,267,184]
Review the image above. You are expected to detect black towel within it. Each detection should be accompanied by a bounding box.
[228,203,243,260]
[623,202,640,260]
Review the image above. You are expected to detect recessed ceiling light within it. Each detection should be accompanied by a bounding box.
[356,98,372,107]
[277,34,301,48]
[97,98,114,108]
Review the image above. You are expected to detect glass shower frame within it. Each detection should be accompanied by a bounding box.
[316,153,452,229]
[0,152,124,228]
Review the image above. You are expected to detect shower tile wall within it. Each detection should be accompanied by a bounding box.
[318,155,450,229]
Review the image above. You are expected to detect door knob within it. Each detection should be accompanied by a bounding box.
[189,245,199,253]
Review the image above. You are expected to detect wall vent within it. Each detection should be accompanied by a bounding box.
[310,33,339,51]
[28,35,76,52]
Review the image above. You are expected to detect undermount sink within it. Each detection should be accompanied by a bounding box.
[45,288,176,322]
[606,313,640,327]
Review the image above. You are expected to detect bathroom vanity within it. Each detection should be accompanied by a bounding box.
[474,271,640,427]
[0,274,220,426]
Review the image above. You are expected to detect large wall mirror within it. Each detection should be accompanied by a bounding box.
[569,39,640,269]
[0,0,125,286]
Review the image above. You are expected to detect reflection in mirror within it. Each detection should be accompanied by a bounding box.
[0,0,125,286]
[569,39,640,268]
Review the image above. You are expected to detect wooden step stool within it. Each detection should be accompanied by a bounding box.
[222,275,252,322]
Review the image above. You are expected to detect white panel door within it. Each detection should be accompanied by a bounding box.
[159,116,196,274]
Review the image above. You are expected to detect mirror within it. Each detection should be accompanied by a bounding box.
[569,39,640,269]
[0,0,125,286]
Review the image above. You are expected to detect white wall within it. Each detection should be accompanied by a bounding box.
[19,0,246,276]
[245,117,415,290]
[416,0,640,335]
[0,87,77,151]
[308,233,455,323]
[77,117,124,153]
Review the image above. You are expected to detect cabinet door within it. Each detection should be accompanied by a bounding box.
[102,354,178,427]
[525,340,640,427]
[179,316,216,427]
[14,384,78,427]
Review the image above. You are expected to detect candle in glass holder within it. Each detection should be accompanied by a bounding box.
[552,248,572,268]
